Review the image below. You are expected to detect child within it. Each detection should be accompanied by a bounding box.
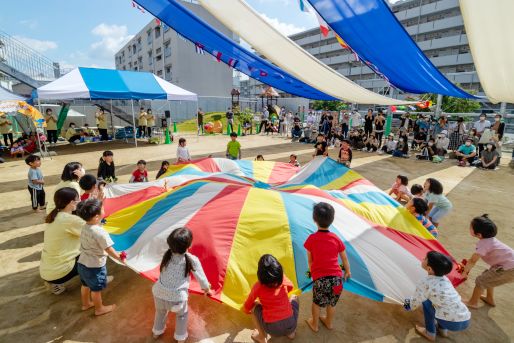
[313,133,328,158]
[243,254,298,342]
[255,155,265,161]
[288,154,300,167]
[411,184,424,199]
[407,198,438,238]
[76,199,125,316]
[304,202,351,332]
[176,138,191,163]
[379,134,397,155]
[337,139,352,167]
[79,174,105,201]
[156,161,170,179]
[11,142,25,158]
[26,154,46,212]
[462,215,514,309]
[97,151,116,182]
[226,132,241,160]
[389,175,412,203]
[404,251,470,341]
[129,160,148,183]
[423,178,452,227]
[152,228,211,342]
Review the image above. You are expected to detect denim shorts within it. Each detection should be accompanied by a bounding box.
[429,206,451,223]
[78,263,107,292]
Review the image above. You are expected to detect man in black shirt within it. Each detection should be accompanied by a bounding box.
[313,133,328,158]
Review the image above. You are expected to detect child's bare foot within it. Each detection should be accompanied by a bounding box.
[34,209,42,213]
[286,331,296,340]
[305,318,319,333]
[464,300,479,309]
[250,329,267,343]
[81,302,94,311]
[319,316,333,330]
[480,296,496,307]
[95,304,116,316]
[415,325,436,341]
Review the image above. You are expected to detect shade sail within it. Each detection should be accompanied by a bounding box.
[35,67,197,101]
[135,0,336,101]
[306,0,473,98]
[0,87,26,101]
[459,0,514,103]
[102,157,463,310]
[197,0,412,105]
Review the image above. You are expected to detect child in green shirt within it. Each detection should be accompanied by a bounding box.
[226,132,241,160]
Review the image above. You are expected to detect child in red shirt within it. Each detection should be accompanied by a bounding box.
[243,254,298,343]
[304,202,351,333]
[129,160,148,183]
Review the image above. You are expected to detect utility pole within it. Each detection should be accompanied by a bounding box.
[435,94,443,117]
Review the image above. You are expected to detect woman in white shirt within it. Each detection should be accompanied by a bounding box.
[176,138,191,163]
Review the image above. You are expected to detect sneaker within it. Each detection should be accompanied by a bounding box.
[51,283,66,295]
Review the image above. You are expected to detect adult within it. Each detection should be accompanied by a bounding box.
[137,107,147,139]
[146,109,155,138]
[455,138,477,166]
[473,114,491,143]
[259,107,269,134]
[291,114,302,140]
[449,117,467,151]
[374,111,386,147]
[400,113,412,132]
[433,116,448,137]
[65,123,81,144]
[279,111,287,136]
[40,187,84,294]
[490,114,505,140]
[435,130,450,156]
[416,138,436,161]
[226,107,234,133]
[47,162,85,213]
[45,109,58,146]
[350,110,362,130]
[380,134,397,154]
[412,128,427,150]
[306,112,315,127]
[364,109,374,138]
[96,109,109,141]
[341,112,350,139]
[0,114,13,147]
[477,143,499,170]
[197,108,204,135]
[286,111,294,137]
[363,134,379,152]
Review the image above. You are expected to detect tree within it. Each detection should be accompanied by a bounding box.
[311,100,350,111]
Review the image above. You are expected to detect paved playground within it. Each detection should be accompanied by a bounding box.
[0,135,513,343]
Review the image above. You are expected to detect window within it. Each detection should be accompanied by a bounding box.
[156,69,163,76]
[147,30,153,44]
[156,54,162,62]
[148,50,153,65]
[138,56,143,64]
[155,26,161,39]
[156,47,162,54]
[164,41,171,57]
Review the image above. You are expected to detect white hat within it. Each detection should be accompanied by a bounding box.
[440,130,448,136]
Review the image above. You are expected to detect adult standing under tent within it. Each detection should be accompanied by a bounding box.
[44,109,58,146]
[146,109,155,138]
[138,108,147,139]
[0,114,13,147]
[33,68,197,147]
[96,109,109,141]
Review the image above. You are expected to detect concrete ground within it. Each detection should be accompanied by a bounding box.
[0,134,513,343]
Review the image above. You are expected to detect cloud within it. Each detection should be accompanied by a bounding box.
[19,19,38,29]
[258,13,306,36]
[89,23,134,62]
[13,36,58,52]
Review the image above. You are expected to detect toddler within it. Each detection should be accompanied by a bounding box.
[76,199,125,316]
[156,161,170,179]
[337,139,352,167]
[26,154,46,212]
[404,251,470,341]
[152,228,210,343]
[313,133,328,158]
[226,132,241,160]
[389,175,412,203]
[407,198,438,238]
[130,160,148,183]
[243,254,298,342]
[423,178,452,227]
[304,202,351,332]
[11,142,25,158]
[176,138,191,163]
[79,174,105,201]
[462,215,514,309]
[255,155,265,161]
[410,184,424,199]
[97,151,116,182]
[288,154,300,167]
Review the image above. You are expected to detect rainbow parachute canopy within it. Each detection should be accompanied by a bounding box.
[103,157,462,309]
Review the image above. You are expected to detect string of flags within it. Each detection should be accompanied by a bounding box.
[131,1,145,13]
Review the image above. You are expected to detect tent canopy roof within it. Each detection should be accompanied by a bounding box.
[35,67,197,101]
[0,86,26,101]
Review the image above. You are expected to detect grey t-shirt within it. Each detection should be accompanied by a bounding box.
[28,167,43,190]
[78,224,114,268]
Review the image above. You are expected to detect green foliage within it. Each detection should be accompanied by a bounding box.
[413,89,481,114]
[237,107,254,123]
[311,100,350,111]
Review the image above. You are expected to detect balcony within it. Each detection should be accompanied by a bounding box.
[405,15,464,36]
[394,0,460,22]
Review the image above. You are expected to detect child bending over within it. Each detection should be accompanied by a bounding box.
[404,251,470,341]
[462,215,514,309]
[407,198,438,238]
[152,228,210,342]
[243,254,298,342]
[304,202,351,332]
[389,175,412,203]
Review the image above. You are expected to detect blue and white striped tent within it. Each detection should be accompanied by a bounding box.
[35,67,197,101]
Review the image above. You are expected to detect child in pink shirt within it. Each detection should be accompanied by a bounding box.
[389,175,412,203]
[462,214,514,309]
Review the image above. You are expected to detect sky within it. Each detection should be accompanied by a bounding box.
[0,0,326,70]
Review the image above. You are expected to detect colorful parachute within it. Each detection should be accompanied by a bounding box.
[103,157,463,309]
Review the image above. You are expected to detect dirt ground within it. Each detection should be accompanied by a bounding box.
[1,134,513,343]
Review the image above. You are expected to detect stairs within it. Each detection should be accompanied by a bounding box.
[95,103,134,126]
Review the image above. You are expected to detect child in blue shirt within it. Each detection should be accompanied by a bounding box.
[25,154,46,212]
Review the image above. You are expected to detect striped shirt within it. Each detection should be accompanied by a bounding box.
[416,214,438,238]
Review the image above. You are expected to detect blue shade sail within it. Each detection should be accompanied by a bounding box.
[307,0,474,98]
[135,0,337,100]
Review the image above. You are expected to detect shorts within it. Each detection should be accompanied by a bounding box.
[254,299,299,336]
[78,263,108,292]
[428,206,451,223]
[313,276,344,307]
[475,267,514,289]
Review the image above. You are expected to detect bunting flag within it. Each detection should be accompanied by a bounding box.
[298,0,310,12]
[132,1,145,13]
[315,12,330,37]
[228,58,238,68]
[195,43,205,55]
[212,50,223,62]
[335,34,349,49]
[155,18,162,26]
[259,70,268,77]
[176,32,188,42]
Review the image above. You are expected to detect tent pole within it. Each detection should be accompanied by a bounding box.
[110,99,114,138]
[131,100,138,147]
[167,101,172,139]
[36,98,46,159]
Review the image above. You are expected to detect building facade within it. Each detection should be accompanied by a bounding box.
[114,1,235,97]
[242,0,483,101]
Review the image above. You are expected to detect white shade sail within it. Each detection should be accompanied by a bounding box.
[198,0,413,105]
[459,0,514,104]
